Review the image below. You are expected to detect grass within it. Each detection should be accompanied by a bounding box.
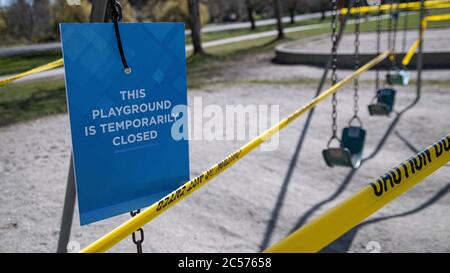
[0,52,62,76]
[185,16,332,44]
[1,9,449,127]
[0,78,67,127]
[0,17,332,77]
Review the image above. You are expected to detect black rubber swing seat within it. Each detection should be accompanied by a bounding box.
[322,126,366,169]
[386,69,411,86]
[368,88,396,116]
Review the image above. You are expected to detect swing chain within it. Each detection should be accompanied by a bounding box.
[352,0,361,124]
[130,209,144,253]
[402,0,409,53]
[392,0,399,58]
[385,0,395,87]
[387,0,394,68]
[375,2,382,93]
[330,0,339,143]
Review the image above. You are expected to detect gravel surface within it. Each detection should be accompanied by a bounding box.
[0,42,449,253]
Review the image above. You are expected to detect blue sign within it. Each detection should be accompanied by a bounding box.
[60,23,189,225]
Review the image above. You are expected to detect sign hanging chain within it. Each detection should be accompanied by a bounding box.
[109,0,132,74]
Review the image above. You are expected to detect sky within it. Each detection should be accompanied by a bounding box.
[0,0,10,7]
[0,0,55,8]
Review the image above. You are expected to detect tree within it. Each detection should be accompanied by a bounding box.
[287,0,298,24]
[52,0,91,38]
[245,0,257,30]
[297,0,310,14]
[188,0,203,54]
[3,0,33,43]
[0,11,7,40]
[129,0,151,21]
[120,0,138,22]
[32,0,53,42]
[129,0,150,8]
[273,0,284,39]
[145,0,209,26]
[320,0,329,21]
[53,0,91,23]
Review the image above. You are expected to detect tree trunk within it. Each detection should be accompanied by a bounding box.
[188,0,203,54]
[320,0,326,21]
[274,0,284,39]
[289,0,297,24]
[338,0,345,26]
[247,6,256,30]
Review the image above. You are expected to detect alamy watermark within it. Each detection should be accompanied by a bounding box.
[366,240,382,253]
[171,97,280,151]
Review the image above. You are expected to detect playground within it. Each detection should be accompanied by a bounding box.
[0,0,449,254]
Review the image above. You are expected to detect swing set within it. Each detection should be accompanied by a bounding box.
[323,0,366,169]
[0,0,448,254]
[323,0,447,168]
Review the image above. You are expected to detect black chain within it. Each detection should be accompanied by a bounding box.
[387,0,393,51]
[392,0,399,60]
[402,0,409,53]
[386,0,395,87]
[351,0,361,125]
[330,0,339,143]
[375,2,382,92]
[130,209,144,253]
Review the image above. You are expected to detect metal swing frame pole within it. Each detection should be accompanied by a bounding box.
[56,0,110,254]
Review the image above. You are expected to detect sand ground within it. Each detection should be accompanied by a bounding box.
[0,31,449,253]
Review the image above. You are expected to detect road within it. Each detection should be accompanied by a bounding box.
[0,23,329,84]
[0,16,349,85]
[185,11,329,34]
[0,12,328,58]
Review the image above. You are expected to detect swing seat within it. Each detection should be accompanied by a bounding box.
[323,147,353,168]
[322,126,366,169]
[386,69,410,86]
[368,88,396,116]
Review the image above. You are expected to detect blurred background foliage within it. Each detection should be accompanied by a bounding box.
[0,0,330,46]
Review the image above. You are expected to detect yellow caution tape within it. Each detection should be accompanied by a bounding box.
[264,134,450,253]
[402,38,421,66]
[340,0,450,14]
[425,13,450,22]
[80,51,392,253]
[402,13,450,66]
[0,58,63,87]
[1,6,448,88]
